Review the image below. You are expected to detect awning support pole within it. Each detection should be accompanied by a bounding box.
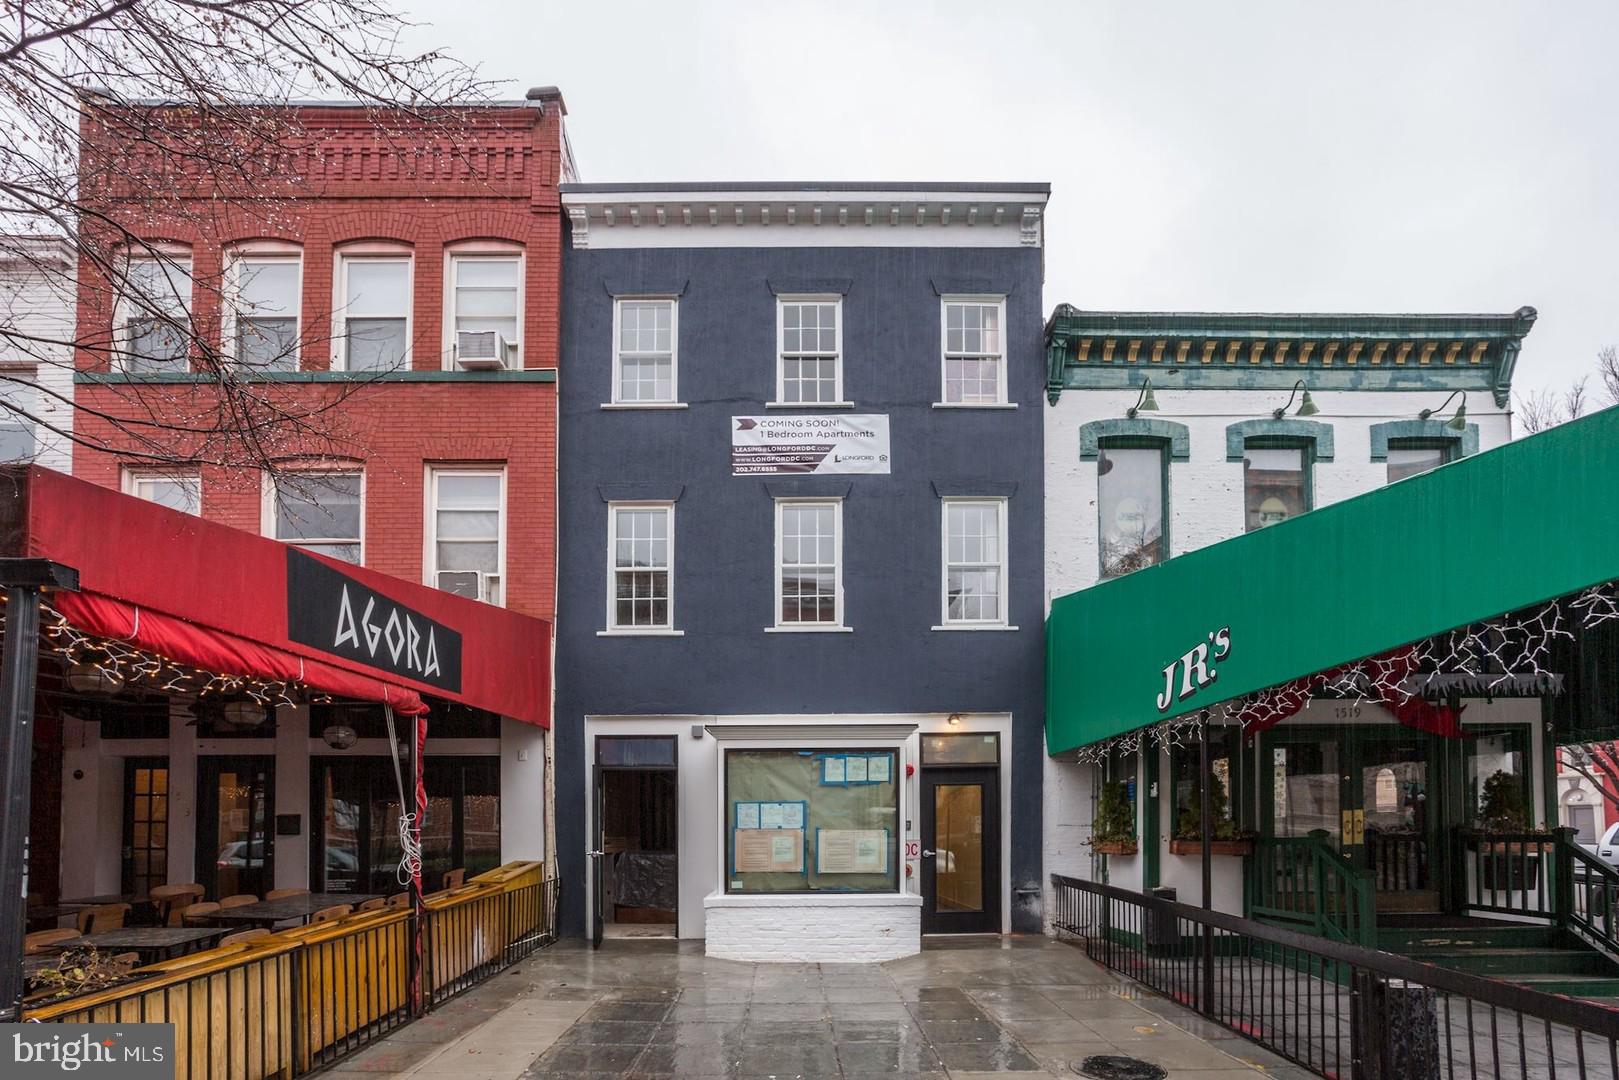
[0,558,78,1022]
[1199,708,1215,1016]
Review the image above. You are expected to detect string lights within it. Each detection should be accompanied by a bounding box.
[0,595,331,709]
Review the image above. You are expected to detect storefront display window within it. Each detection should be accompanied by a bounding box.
[1172,726,1240,834]
[725,748,899,894]
[1242,445,1310,532]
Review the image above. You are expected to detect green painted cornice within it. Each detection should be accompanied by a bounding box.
[1043,305,1536,407]
[1079,418,1191,462]
[1224,418,1336,462]
[1368,419,1479,461]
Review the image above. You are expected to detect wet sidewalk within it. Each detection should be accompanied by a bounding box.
[326,937,1315,1079]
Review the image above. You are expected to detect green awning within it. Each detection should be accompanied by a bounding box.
[1046,405,1619,756]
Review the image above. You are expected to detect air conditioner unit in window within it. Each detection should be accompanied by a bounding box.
[456,331,512,370]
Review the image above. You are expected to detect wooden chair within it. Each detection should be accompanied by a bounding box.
[355,897,387,912]
[385,893,411,908]
[24,928,80,954]
[441,868,466,890]
[218,894,258,910]
[149,884,206,927]
[109,952,141,967]
[265,888,309,901]
[77,904,131,934]
[180,902,221,926]
[309,904,352,924]
[218,928,270,946]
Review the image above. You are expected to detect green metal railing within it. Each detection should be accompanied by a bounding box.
[1250,831,1375,948]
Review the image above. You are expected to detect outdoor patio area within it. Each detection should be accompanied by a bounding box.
[320,936,1300,1080]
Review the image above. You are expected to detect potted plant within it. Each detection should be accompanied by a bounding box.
[1089,779,1138,856]
[1169,772,1255,856]
[1474,769,1543,890]
[24,947,146,1005]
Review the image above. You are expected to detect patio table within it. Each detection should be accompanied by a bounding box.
[201,892,382,929]
[35,926,228,966]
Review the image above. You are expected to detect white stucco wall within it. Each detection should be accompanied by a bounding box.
[0,239,74,472]
[1041,385,1517,923]
[705,892,923,963]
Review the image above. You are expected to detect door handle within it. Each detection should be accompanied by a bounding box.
[921,850,937,858]
[586,850,604,858]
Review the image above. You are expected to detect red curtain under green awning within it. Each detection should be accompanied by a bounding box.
[1046,405,1619,756]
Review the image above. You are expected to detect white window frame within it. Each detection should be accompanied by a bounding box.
[123,468,203,516]
[443,246,524,370]
[768,498,848,632]
[114,248,193,372]
[224,243,303,370]
[333,246,413,372]
[262,468,365,564]
[424,466,507,606]
[936,497,1014,630]
[603,501,679,635]
[607,296,682,407]
[936,295,1012,408]
[772,295,849,407]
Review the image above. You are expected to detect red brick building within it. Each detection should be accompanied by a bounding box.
[57,89,569,902]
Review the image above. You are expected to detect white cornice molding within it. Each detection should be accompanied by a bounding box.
[559,189,1048,250]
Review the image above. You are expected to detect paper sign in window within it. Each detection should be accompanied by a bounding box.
[822,755,847,784]
[817,829,888,874]
[866,755,892,783]
[845,756,869,783]
[735,828,804,872]
[735,802,760,829]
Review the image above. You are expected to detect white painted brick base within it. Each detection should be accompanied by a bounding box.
[703,892,923,963]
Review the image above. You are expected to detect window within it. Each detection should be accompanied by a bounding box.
[725,748,899,894]
[273,472,362,563]
[338,256,410,371]
[1466,727,1531,827]
[775,500,841,627]
[232,256,301,370]
[0,373,38,461]
[450,255,520,367]
[1386,441,1452,484]
[613,298,676,403]
[127,471,202,515]
[1097,443,1166,578]
[1173,726,1240,837]
[942,499,1007,626]
[1243,445,1310,532]
[940,298,1006,405]
[608,504,672,630]
[429,469,503,604]
[777,298,841,404]
[119,255,192,371]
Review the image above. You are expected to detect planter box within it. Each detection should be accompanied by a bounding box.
[1091,838,1138,856]
[1169,838,1254,857]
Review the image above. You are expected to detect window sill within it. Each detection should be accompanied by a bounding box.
[763,625,853,634]
[931,624,1020,632]
[597,629,684,637]
[601,402,689,410]
[766,401,856,409]
[932,401,1018,409]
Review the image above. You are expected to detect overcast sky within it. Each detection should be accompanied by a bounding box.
[413,0,1617,401]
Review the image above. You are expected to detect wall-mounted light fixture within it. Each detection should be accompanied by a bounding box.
[1419,390,1469,431]
[1272,379,1320,420]
[1125,379,1159,419]
[946,713,963,727]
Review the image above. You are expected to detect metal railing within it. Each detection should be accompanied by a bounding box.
[1052,873,1619,1080]
[25,865,558,1080]
[1366,830,1429,893]
[1453,829,1556,919]
[1250,832,1376,947]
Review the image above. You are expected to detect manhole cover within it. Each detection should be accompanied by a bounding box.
[1073,1055,1167,1080]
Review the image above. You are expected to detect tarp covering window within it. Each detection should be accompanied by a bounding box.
[1046,406,1619,756]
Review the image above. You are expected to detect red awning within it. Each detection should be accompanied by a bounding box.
[0,466,550,726]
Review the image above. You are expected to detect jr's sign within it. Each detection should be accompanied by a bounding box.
[1156,626,1231,712]
[286,549,464,693]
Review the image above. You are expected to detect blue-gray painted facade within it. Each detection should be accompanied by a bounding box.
[555,238,1048,936]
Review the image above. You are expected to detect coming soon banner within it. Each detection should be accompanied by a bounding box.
[731,414,891,475]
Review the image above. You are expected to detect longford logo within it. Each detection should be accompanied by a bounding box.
[4,1025,173,1077]
[1156,627,1232,712]
[286,549,464,693]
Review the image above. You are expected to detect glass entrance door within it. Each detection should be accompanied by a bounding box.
[920,764,1001,934]
[197,756,275,899]
[121,758,169,900]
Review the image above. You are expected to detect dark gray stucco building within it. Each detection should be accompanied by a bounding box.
[555,183,1050,960]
